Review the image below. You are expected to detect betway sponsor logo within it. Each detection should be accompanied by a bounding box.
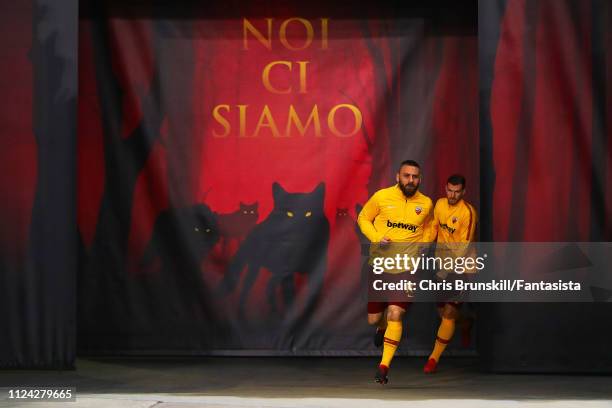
[386,220,418,233]
[440,223,456,234]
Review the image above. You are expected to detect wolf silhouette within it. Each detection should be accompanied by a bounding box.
[217,202,259,241]
[141,203,220,317]
[219,183,329,320]
[335,208,350,222]
[217,202,259,255]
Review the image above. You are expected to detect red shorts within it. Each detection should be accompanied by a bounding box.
[367,301,411,314]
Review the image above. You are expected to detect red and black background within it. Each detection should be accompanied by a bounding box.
[0,0,610,371]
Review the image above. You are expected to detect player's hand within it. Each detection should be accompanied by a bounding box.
[380,236,391,247]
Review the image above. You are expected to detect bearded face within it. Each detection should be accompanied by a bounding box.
[397,165,421,198]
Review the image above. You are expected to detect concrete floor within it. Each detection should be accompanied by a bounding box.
[1,357,611,407]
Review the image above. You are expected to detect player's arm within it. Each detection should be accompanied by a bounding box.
[422,199,439,243]
[357,193,385,243]
[460,205,479,273]
[460,204,478,243]
[421,198,438,243]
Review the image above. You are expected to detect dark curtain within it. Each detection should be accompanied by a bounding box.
[0,1,78,368]
[478,0,612,372]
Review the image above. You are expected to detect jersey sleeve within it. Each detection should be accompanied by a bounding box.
[421,198,437,242]
[357,192,384,243]
[460,204,478,242]
[423,199,440,242]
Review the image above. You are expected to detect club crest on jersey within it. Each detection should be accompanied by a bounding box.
[452,216,458,223]
[415,206,422,215]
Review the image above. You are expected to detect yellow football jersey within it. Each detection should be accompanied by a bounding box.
[431,198,477,243]
[358,185,434,272]
[430,198,478,276]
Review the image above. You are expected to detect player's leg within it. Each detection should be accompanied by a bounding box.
[376,303,407,384]
[436,302,445,319]
[457,302,475,347]
[424,302,459,373]
[367,302,387,347]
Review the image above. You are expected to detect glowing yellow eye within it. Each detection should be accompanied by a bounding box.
[205,228,211,233]
[287,211,294,217]
[194,227,200,232]
[305,211,312,217]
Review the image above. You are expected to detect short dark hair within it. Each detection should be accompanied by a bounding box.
[447,174,466,189]
[398,160,420,172]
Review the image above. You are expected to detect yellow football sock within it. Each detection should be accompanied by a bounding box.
[429,317,455,362]
[380,320,402,368]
